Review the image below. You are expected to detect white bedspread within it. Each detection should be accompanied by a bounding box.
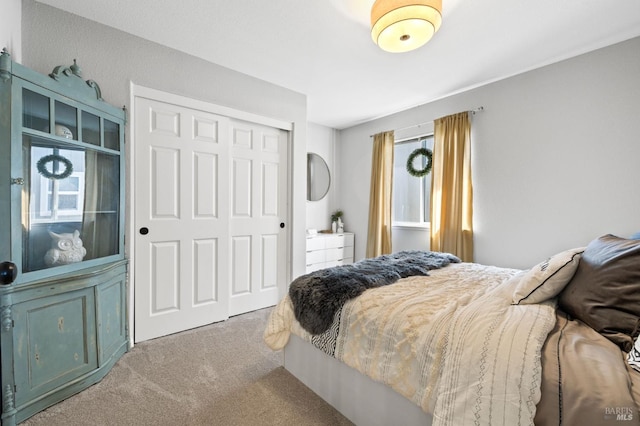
[265,262,557,426]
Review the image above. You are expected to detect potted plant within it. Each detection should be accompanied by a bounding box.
[331,210,344,233]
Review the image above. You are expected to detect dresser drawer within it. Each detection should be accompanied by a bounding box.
[343,233,354,247]
[325,235,346,249]
[306,237,326,251]
[305,263,326,273]
[306,249,326,265]
[326,247,349,262]
[325,260,341,268]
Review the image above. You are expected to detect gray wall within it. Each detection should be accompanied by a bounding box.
[1,0,22,62]
[306,122,338,232]
[21,0,309,283]
[339,36,640,269]
[17,1,640,272]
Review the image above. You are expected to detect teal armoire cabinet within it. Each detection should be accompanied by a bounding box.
[0,49,128,425]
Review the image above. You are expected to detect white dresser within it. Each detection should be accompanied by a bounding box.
[305,232,355,273]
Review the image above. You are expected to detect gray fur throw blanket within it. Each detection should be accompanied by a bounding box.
[289,250,460,335]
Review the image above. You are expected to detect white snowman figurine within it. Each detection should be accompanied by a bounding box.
[44,230,87,267]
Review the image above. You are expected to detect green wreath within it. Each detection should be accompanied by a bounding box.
[37,154,74,180]
[406,148,433,177]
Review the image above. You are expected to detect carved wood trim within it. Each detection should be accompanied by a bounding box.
[49,59,104,101]
[2,383,15,412]
[1,305,11,332]
[0,48,11,82]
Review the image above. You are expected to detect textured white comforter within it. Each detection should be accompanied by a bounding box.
[265,262,557,426]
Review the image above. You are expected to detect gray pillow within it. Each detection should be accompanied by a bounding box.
[558,234,640,352]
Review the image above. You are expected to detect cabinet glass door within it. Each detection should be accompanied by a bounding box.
[81,111,100,146]
[22,135,120,273]
[54,101,78,140]
[103,119,120,151]
[22,88,50,133]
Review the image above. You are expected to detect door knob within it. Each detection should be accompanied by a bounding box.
[280,223,285,229]
[0,261,17,285]
[139,227,149,235]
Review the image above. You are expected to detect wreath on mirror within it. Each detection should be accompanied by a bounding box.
[406,148,433,177]
[37,154,73,180]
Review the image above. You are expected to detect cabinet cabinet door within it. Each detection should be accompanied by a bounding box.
[96,274,127,364]
[12,288,98,406]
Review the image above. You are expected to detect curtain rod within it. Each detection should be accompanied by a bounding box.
[369,106,484,137]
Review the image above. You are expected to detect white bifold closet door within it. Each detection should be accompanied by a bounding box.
[134,95,288,342]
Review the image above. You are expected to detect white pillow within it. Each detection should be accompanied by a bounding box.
[512,247,585,305]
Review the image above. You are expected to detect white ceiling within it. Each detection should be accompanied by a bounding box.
[36,0,640,129]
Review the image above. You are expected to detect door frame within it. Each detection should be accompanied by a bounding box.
[127,83,293,347]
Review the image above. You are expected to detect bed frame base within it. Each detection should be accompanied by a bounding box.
[284,335,432,426]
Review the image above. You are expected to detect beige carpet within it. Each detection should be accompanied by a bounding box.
[21,308,353,426]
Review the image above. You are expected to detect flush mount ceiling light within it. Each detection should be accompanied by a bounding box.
[371,0,442,53]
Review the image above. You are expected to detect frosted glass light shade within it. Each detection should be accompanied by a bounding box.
[371,0,442,53]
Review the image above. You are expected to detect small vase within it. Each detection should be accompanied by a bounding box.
[331,221,337,233]
[337,218,344,233]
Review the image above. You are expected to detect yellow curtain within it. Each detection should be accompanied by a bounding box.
[366,130,394,258]
[430,112,474,262]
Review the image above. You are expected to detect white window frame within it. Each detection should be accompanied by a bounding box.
[392,133,434,229]
[36,171,85,222]
[30,147,86,224]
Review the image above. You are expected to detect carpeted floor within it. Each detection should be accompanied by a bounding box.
[21,308,354,426]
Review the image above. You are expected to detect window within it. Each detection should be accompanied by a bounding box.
[393,135,434,226]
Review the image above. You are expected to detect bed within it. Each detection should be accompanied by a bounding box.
[265,234,640,425]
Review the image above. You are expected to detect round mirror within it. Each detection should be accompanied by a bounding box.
[307,153,330,201]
